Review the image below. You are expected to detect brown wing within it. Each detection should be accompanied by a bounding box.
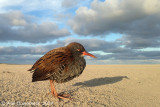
[28,47,74,82]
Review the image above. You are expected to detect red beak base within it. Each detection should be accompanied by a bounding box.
[82,51,96,58]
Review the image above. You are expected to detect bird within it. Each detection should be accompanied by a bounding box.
[28,42,96,100]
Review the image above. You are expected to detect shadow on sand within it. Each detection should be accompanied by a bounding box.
[73,76,129,87]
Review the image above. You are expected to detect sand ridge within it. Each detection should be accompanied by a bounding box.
[1,64,160,107]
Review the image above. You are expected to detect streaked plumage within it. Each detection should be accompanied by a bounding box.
[28,42,96,99]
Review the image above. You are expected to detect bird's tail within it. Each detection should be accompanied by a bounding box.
[31,69,49,82]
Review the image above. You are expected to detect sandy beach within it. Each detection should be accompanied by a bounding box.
[0,64,160,107]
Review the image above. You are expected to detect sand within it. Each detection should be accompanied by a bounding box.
[0,64,160,107]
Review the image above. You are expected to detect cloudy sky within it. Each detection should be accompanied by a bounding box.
[0,0,160,64]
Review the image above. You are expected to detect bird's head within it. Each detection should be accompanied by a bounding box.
[67,42,96,58]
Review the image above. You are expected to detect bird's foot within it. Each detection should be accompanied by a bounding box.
[56,93,72,100]
[55,93,72,100]
[49,91,72,100]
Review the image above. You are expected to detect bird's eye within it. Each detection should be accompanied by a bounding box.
[77,49,81,51]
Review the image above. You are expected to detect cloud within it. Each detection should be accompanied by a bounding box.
[69,0,160,48]
[0,43,64,55]
[118,35,160,49]
[0,43,64,64]
[61,0,78,8]
[0,11,70,43]
[0,0,160,64]
[57,37,119,53]
[69,0,160,35]
[0,0,63,13]
[1,38,160,64]
[0,54,41,64]
[0,38,117,55]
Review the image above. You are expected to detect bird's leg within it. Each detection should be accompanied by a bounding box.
[49,80,55,96]
[50,80,71,100]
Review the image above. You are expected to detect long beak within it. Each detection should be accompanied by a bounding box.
[82,51,96,58]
